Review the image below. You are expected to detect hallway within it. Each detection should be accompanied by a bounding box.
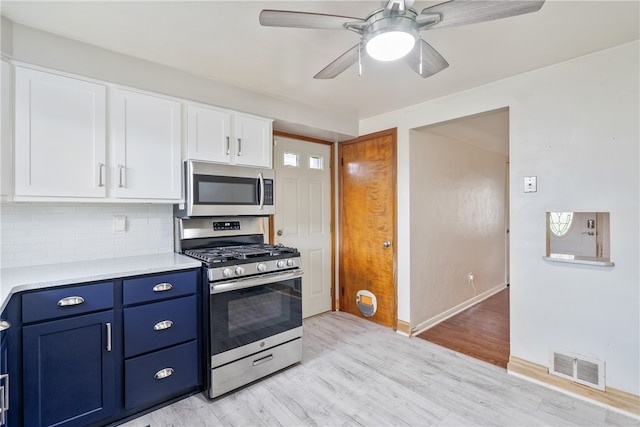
[417,288,510,368]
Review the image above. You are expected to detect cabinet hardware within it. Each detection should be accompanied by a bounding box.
[226,136,230,155]
[153,320,173,331]
[252,354,273,366]
[117,164,126,188]
[152,283,173,292]
[237,138,242,156]
[0,374,9,425]
[154,368,174,380]
[98,163,105,187]
[57,296,85,307]
[106,322,112,352]
[0,320,10,332]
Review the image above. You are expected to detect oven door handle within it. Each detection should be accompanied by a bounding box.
[210,269,304,294]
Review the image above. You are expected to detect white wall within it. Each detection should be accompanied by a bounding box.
[409,130,507,328]
[0,203,174,268]
[360,41,639,395]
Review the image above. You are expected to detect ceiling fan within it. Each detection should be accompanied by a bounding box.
[259,0,545,79]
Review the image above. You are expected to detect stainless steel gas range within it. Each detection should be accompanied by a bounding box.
[174,216,303,398]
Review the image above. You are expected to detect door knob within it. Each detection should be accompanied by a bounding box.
[383,241,391,247]
[277,230,283,236]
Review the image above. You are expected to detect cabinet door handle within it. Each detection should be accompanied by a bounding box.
[117,164,126,188]
[226,136,230,155]
[152,283,173,292]
[57,296,85,307]
[237,138,242,156]
[154,368,174,380]
[153,320,173,331]
[106,322,112,352]
[98,163,105,187]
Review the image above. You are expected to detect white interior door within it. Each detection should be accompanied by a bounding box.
[273,136,332,318]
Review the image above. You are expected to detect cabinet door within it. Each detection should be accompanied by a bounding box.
[113,89,182,200]
[23,311,116,427]
[14,67,107,198]
[187,104,231,163]
[1,59,12,199]
[233,114,273,168]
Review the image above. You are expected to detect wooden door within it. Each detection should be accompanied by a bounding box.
[273,134,334,318]
[339,129,397,328]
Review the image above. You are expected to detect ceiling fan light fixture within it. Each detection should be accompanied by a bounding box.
[366,31,416,61]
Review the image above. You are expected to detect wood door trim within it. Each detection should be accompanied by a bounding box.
[271,131,336,312]
[338,128,398,329]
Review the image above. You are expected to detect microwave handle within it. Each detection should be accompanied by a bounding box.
[258,172,265,211]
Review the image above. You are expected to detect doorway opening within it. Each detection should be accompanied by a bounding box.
[410,108,510,368]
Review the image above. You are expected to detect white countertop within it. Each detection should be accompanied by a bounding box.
[0,253,202,313]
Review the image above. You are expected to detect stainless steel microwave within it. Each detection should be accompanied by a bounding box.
[174,161,275,217]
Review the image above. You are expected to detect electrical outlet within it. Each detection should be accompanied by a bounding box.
[468,272,474,282]
[524,176,537,193]
[113,215,127,233]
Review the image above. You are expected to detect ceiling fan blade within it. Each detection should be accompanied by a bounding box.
[405,39,449,78]
[421,0,544,29]
[314,44,361,79]
[259,10,365,30]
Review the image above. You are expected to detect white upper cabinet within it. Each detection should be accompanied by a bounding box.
[233,113,273,168]
[14,66,107,198]
[113,89,182,200]
[1,58,12,199]
[187,104,232,164]
[187,104,272,168]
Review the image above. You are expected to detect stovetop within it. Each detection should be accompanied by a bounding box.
[184,243,299,265]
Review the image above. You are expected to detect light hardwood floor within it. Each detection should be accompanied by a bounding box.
[121,311,638,426]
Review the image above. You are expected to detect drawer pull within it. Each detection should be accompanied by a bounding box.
[154,368,174,380]
[153,320,173,331]
[152,283,173,292]
[57,296,85,307]
[253,354,273,366]
[0,320,10,332]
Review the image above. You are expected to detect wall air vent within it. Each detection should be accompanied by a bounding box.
[549,350,605,390]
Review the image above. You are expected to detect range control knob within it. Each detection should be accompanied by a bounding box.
[222,268,233,278]
[257,263,267,272]
[286,259,296,267]
[235,266,245,276]
[276,260,286,268]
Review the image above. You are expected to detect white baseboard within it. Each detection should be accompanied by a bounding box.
[410,283,507,336]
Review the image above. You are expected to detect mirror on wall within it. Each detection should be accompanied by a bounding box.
[545,212,613,266]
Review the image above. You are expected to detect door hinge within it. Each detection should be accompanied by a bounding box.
[341,158,343,166]
[341,287,344,296]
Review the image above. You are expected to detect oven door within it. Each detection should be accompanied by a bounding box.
[209,270,302,366]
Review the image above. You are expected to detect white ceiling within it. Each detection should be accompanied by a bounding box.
[2,0,638,124]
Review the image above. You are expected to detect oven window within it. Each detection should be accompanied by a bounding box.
[227,291,291,337]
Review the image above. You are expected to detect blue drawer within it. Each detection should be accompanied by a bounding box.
[22,281,113,323]
[124,340,199,410]
[124,295,197,358]
[123,270,198,306]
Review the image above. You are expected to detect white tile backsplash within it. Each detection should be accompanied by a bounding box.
[0,202,175,268]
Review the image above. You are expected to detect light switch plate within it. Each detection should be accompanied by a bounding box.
[113,215,127,233]
[524,176,537,193]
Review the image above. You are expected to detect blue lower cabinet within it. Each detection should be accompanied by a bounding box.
[125,340,199,410]
[23,311,116,427]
